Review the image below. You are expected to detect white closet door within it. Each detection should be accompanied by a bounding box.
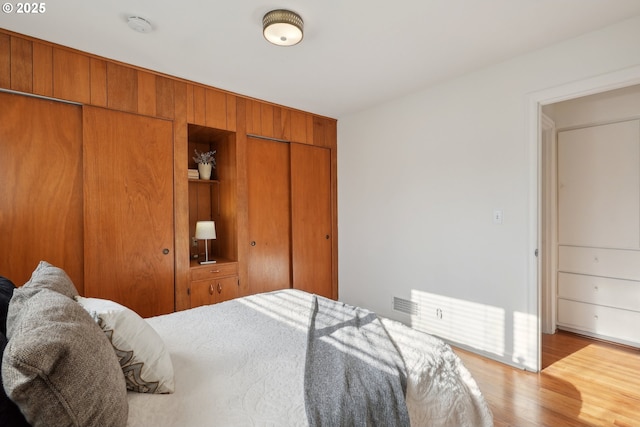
[558,120,640,249]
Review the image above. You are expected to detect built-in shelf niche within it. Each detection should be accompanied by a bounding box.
[187,123,237,263]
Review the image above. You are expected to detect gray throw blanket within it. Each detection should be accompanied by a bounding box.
[304,296,410,427]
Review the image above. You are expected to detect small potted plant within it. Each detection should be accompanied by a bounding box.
[193,149,216,180]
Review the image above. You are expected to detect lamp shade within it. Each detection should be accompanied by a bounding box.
[263,9,303,46]
[195,221,216,240]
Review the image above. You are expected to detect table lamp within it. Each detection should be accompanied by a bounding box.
[195,221,216,264]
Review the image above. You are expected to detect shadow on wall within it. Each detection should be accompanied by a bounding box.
[406,290,537,369]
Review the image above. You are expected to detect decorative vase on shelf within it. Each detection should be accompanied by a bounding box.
[198,163,213,180]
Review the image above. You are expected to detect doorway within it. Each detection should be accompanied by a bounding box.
[533,67,640,371]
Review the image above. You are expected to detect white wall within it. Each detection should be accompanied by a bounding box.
[337,15,640,370]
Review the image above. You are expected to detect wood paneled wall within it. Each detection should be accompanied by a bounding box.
[0,30,335,141]
[0,29,338,310]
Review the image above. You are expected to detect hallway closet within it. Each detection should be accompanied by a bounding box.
[543,84,640,347]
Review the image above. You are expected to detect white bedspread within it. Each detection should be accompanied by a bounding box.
[127,290,493,427]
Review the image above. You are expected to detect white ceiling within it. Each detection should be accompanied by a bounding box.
[2,1,640,118]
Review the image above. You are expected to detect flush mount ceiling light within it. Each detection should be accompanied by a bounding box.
[127,16,152,33]
[262,9,303,46]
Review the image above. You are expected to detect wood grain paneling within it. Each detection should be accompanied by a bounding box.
[193,85,206,125]
[277,107,291,141]
[173,81,191,311]
[195,183,214,221]
[306,114,315,144]
[83,107,174,317]
[33,42,53,97]
[137,71,156,116]
[260,103,274,137]
[290,110,311,144]
[245,99,258,135]
[234,99,250,297]
[246,100,290,139]
[313,116,337,148]
[225,93,236,131]
[273,107,282,138]
[107,62,137,113]
[199,131,238,263]
[217,134,238,261]
[0,33,9,88]
[205,88,227,129]
[188,183,200,258]
[156,76,174,119]
[191,185,218,256]
[10,37,32,92]
[90,58,107,106]
[0,92,84,290]
[186,84,195,123]
[53,48,90,103]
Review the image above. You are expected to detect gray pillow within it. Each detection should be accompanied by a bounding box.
[2,288,128,427]
[20,261,78,300]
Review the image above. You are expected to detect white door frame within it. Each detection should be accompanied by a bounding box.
[527,65,640,372]
[540,113,557,335]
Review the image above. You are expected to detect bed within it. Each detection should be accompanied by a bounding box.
[1,262,493,427]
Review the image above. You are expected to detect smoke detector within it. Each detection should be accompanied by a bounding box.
[127,16,152,33]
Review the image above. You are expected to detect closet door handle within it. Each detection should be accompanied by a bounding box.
[217,283,222,294]
[209,283,214,295]
[250,241,256,246]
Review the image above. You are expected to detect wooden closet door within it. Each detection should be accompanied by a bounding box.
[83,107,174,317]
[0,92,83,289]
[290,143,333,298]
[246,136,291,293]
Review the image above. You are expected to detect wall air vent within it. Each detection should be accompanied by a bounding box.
[393,297,419,316]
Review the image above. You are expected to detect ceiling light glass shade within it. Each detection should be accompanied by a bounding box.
[263,9,303,46]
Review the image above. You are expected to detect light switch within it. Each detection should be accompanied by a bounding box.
[493,209,503,224]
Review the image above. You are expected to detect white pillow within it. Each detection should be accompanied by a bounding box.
[75,296,175,394]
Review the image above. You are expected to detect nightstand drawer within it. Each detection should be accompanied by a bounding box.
[191,261,238,281]
[191,276,239,307]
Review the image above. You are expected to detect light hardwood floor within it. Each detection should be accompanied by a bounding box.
[454,331,640,427]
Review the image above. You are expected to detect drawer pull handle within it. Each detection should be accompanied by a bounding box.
[217,283,222,294]
[594,315,599,320]
[209,284,214,295]
[209,270,220,273]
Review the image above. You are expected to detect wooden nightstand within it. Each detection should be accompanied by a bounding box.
[189,259,239,308]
